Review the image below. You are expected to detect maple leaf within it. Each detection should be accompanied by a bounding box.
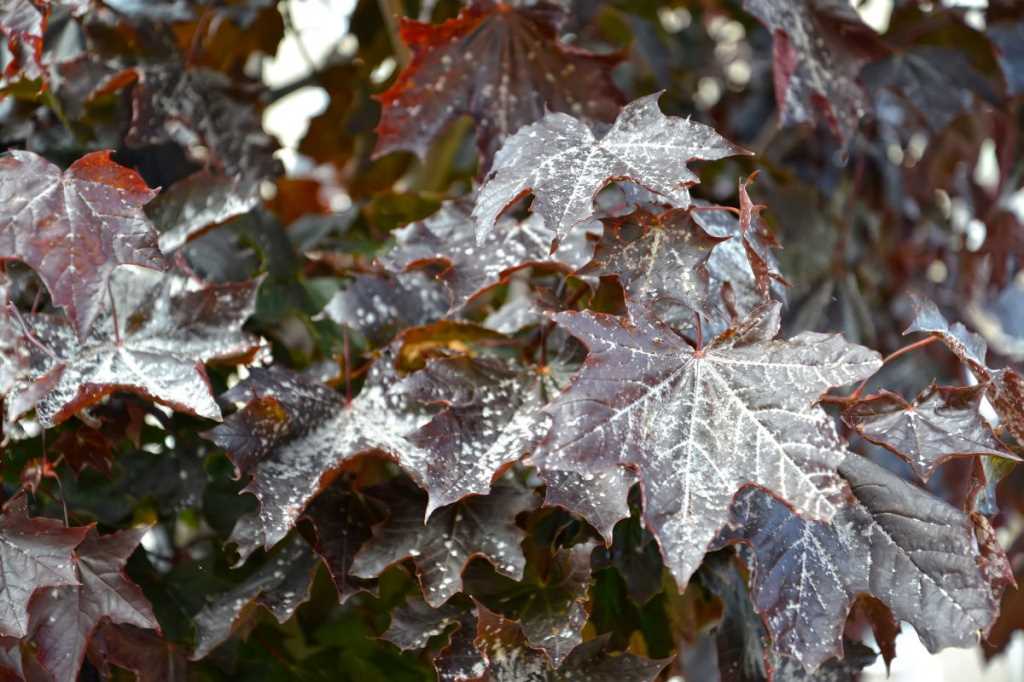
[210,347,557,547]
[464,540,594,666]
[0,495,89,639]
[382,199,594,311]
[26,526,159,682]
[844,383,1015,482]
[0,0,46,82]
[88,623,187,682]
[373,0,623,167]
[350,479,537,607]
[191,532,319,660]
[863,47,999,135]
[400,354,555,516]
[592,515,664,605]
[1,266,262,434]
[742,0,879,144]
[0,150,168,336]
[145,169,263,253]
[905,297,1024,443]
[322,270,449,346]
[301,480,381,603]
[717,454,1009,671]
[472,603,669,681]
[693,550,771,682]
[205,358,429,550]
[579,208,726,332]
[50,425,114,476]
[381,594,485,682]
[540,300,881,587]
[125,66,281,250]
[473,93,747,245]
[539,467,639,545]
[690,201,786,338]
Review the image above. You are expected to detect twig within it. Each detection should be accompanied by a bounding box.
[377,0,410,68]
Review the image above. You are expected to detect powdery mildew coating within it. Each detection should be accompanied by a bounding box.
[743,0,872,143]
[210,351,557,551]
[3,265,262,435]
[473,93,747,244]
[322,269,449,346]
[27,527,159,682]
[0,496,89,639]
[351,481,537,608]
[845,383,1011,482]
[581,208,723,332]
[373,0,623,166]
[542,300,881,587]
[384,199,593,311]
[0,150,167,337]
[191,533,319,660]
[719,454,1007,671]
[401,355,555,516]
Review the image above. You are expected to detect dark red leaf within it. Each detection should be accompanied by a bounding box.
[540,300,880,586]
[350,479,537,608]
[717,454,1008,671]
[374,0,624,167]
[191,532,319,660]
[743,0,880,143]
[473,93,748,244]
[0,0,46,82]
[471,603,669,681]
[382,199,594,311]
[301,480,381,603]
[844,383,1016,482]
[0,495,88,639]
[26,526,159,682]
[905,297,1024,443]
[88,623,187,682]
[0,150,168,336]
[2,266,262,435]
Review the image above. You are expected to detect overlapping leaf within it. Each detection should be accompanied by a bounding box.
[400,354,555,515]
[26,527,159,682]
[301,480,381,602]
[0,150,168,336]
[382,199,594,311]
[1,266,262,435]
[350,479,536,607]
[464,540,594,666]
[381,593,485,681]
[322,270,448,346]
[690,200,786,338]
[191,533,319,660]
[844,383,1015,482]
[905,298,1024,443]
[0,0,47,82]
[206,359,427,550]
[473,94,747,244]
[373,0,623,166]
[540,300,881,586]
[126,66,281,250]
[579,208,725,331]
[717,454,1010,671]
[471,604,669,681]
[742,0,879,143]
[88,623,188,682]
[0,495,89,639]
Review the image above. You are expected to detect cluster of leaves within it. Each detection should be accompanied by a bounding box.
[1,0,1024,680]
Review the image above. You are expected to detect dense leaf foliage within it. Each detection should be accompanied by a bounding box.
[2,0,1024,680]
